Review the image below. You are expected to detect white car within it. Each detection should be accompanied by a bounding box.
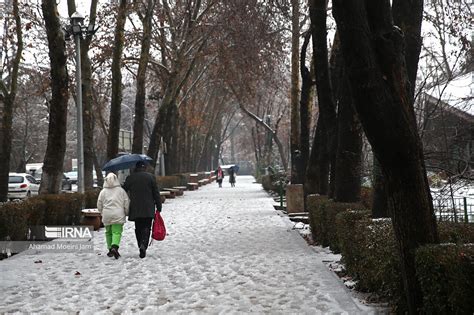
[8,173,40,200]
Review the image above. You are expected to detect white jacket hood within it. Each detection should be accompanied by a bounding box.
[104,173,121,188]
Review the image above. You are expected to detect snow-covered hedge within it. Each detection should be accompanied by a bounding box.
[335,210,474,312]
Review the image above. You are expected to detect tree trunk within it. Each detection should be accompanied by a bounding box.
[307,0,337,195]
[299,31,313,190]
[305,117,328,194]
[40,0,69,194]
[333,1,438,313]
[290,0,301,184]
[370,0,424,214]
[371,157,388,217]
[106,0,127,160]
[334,75,362,202]
[0,0,22,202]
[132,0,155,154]
[330,33,363,202]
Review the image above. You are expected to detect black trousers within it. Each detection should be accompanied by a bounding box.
[134,218,153,249]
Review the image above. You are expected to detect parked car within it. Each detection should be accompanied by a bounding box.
[64,171,78,185]
[62,174,72,191]
[8,173,40,200]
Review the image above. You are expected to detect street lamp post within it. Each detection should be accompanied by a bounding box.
[67,12,96,195]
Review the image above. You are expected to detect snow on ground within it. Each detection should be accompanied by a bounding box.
[1,176,381,314]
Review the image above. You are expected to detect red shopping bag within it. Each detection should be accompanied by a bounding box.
[152,211,166,241]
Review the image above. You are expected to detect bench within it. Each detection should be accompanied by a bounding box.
[289,216,310,224]
[187,183,199,190]
[81,209,102,231]
[173,186,187,192]
[198,179,209,186]
[163,188,183,196]
[160,190,174,199]
[287,212,309,224]
[189,174,199,184]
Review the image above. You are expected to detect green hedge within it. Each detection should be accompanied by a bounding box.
[335,210,371,276]
[261,175,277,191]
[416,244,474,314]
[437,221,474,244]
[307,195,365,252]
[173,174,190,186]
[157,176,180,189]
[0,191,100,241]
[335,210,474,312]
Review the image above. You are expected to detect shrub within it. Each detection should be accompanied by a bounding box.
[438,222,474,244]
[261,175,276,191]
[335,209,371,275]
[307,195,365,252]
[307,195,330,245]
[0,201,30,241]
[335,211,404,310]
[157,176,180,189]
[39,193,83,225]
[416,244,474,314]
[360,187,373,209]
[174,174,190,186]
[84,189,100,209]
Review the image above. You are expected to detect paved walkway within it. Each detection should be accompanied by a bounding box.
[0,176,376,314]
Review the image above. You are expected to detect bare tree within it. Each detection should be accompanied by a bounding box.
[332,1,438,312]
[0,0,23,201]
[40,0,70,194]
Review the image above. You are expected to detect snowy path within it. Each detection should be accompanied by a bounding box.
[1,176,373,314]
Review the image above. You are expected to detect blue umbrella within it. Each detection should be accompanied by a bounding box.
[232,165,240,172]
[102,154,153,172]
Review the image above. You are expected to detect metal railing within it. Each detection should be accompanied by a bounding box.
[432,196,474,223]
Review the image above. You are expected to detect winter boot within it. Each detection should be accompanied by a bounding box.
[139,227,151,258]
[107,248,114,257]
[110,245,120,259]
[135,229,142,248]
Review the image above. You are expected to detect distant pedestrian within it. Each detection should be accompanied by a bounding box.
[215,166,224,188]
[123,161,162,258]
[97,173,130,259]
[228,166,236,187]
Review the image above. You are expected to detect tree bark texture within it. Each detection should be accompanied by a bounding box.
[329,33,363,202]
[371,157,389,217]
[106,0,127,160]
[334,75,362,202]
[40,0,69,194]
[0,0,22,201]
[305,117,328,194]
[290,0,301,184]
[332,1,438,313]
[299,31,313,189]
[132,0,155,154]
[392,0,423,100]
[307,0,337,195]
[371,0,423,216]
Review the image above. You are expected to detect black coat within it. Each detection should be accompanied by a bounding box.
[123,170,162,221]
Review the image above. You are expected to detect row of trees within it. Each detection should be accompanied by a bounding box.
[0,0,470,312]
[0,0,292,199]
[284,0,470,313]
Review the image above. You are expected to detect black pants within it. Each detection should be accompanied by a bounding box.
[134,218,153,249]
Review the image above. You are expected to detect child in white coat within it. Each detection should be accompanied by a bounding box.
[97,173,129,259]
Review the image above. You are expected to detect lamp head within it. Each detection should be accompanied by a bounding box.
[70,11,85,26]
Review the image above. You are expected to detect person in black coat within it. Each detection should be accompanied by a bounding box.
[123,161,162,258]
